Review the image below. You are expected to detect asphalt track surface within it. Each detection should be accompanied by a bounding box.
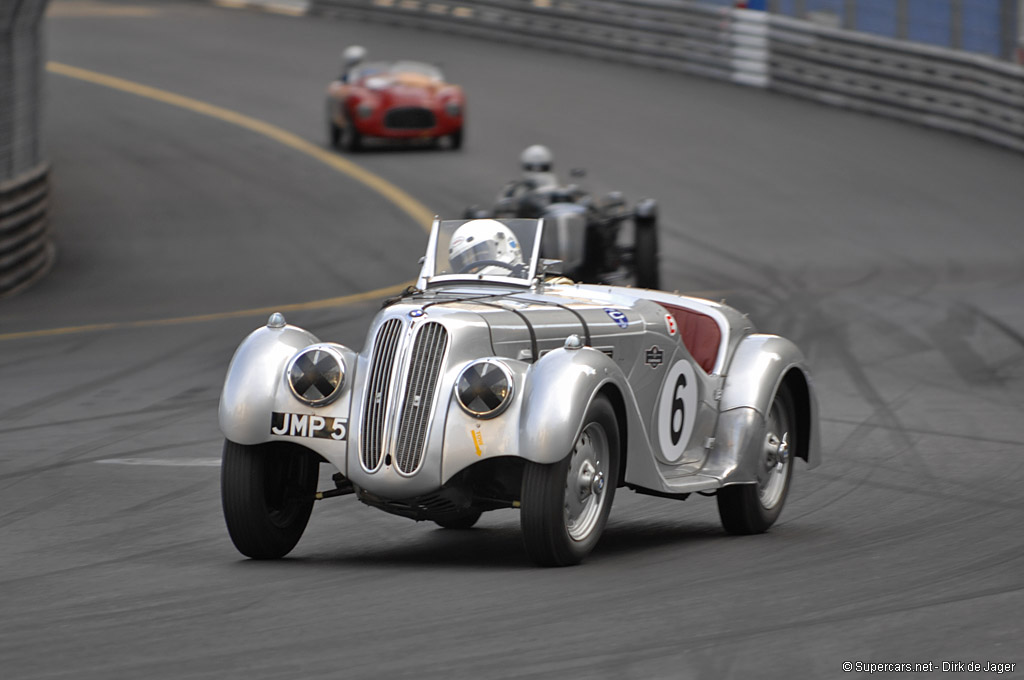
[2,2,1023,678]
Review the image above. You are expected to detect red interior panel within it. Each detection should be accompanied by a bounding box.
[659,304,722,373]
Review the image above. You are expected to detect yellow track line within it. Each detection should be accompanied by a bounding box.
[47,62,435,228]
[3,63,436,342]
[0,280,415,342]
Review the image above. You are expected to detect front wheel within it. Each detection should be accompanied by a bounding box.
[521,395,620,566]
[221,440,319,559]
[717,383,796,534]
[340,120,362,152]
[449,128,463,150]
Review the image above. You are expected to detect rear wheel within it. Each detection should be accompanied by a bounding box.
[521,395,619,566]
[221,440,319,559]
[634,222,660,289]
[717,383,796,534]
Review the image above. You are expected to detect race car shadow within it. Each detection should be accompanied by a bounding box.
[231,518,727,570]
[328,138,459,154]
[594,520,723,558]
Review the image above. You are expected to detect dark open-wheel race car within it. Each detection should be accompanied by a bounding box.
[466,145,659,290]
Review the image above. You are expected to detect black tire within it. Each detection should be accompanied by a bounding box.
[340,118,362,152]
[434,509,482,530]
[521,395,620,567]
[221,440,319,559]
[634,222,660,289]
[717,383,796,535]
[328,121,341,148]
[449,128,463,150]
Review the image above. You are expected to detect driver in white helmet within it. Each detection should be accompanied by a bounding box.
[339,45,367,83]
[448,219,526,277]
[518,144,558,191]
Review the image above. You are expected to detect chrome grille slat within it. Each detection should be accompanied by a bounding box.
[360,319,403,471]
[394,322,449,474]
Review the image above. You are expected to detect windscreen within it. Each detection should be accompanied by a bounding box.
[429,218,541,285]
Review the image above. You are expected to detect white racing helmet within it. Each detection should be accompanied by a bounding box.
[520,144,553,173]
[342,45,367,70]
[449,219,525,276]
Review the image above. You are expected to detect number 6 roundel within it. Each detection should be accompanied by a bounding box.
[657,360,698,463]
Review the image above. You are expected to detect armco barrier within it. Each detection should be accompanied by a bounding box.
[768,13,1024,153]
[0,164,52,296]
[310,0,1024,153]
[1,0,52,297]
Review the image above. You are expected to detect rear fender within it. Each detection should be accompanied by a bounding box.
[711,334,820,483]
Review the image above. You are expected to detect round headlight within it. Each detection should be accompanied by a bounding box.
[356,102,375,118]
[287,344,346,406]
[444,101,461,117]
[456,360,514,418]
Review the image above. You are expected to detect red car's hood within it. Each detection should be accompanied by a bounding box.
[356,72,450,103]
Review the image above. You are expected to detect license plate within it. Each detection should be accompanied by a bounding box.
[271,412,347,441]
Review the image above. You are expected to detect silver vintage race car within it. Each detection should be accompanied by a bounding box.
[219,218,820,566]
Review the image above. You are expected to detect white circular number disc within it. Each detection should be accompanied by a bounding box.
[657,360,698,463]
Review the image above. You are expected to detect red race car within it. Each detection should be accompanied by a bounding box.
[326,54,465,152]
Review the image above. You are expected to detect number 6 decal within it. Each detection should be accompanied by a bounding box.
[657,360,698,463]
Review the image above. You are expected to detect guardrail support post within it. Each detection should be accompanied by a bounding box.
[895,0,909,40]
[950,0,963,50]
[1000,0,1020,60]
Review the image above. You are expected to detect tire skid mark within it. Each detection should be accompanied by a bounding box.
[927,300,1024,392]
[821,415,1024,447]
[0,408,210,522]
[0,397,218,437]
[594,582,1024,663]
[0,329,219,421]
[68,478,212,529]
[0,536,215,589]
[0,434,216,484]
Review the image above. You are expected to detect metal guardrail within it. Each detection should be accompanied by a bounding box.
[769,13,1024,152]
[310,0,1024,153]
[0,164,53,297]
[1,0,52,297]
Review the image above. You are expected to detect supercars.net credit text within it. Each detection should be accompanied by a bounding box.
[843,661,1016,673]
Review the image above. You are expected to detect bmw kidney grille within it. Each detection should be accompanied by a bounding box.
[360,320,449,474]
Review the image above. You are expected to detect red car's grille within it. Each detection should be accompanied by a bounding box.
[384,107,436,130]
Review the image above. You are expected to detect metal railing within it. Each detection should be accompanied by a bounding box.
[310,0,1024,152]
[1,0,53,297]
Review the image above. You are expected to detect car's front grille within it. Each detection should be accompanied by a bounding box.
[360,319,448,475]
[394,322,449,474]
[384,107,436,130]
[360,318,403,471]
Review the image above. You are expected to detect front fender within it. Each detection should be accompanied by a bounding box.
[218,324,320,445]
[440,347,632,483]
[519,346,629,465]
